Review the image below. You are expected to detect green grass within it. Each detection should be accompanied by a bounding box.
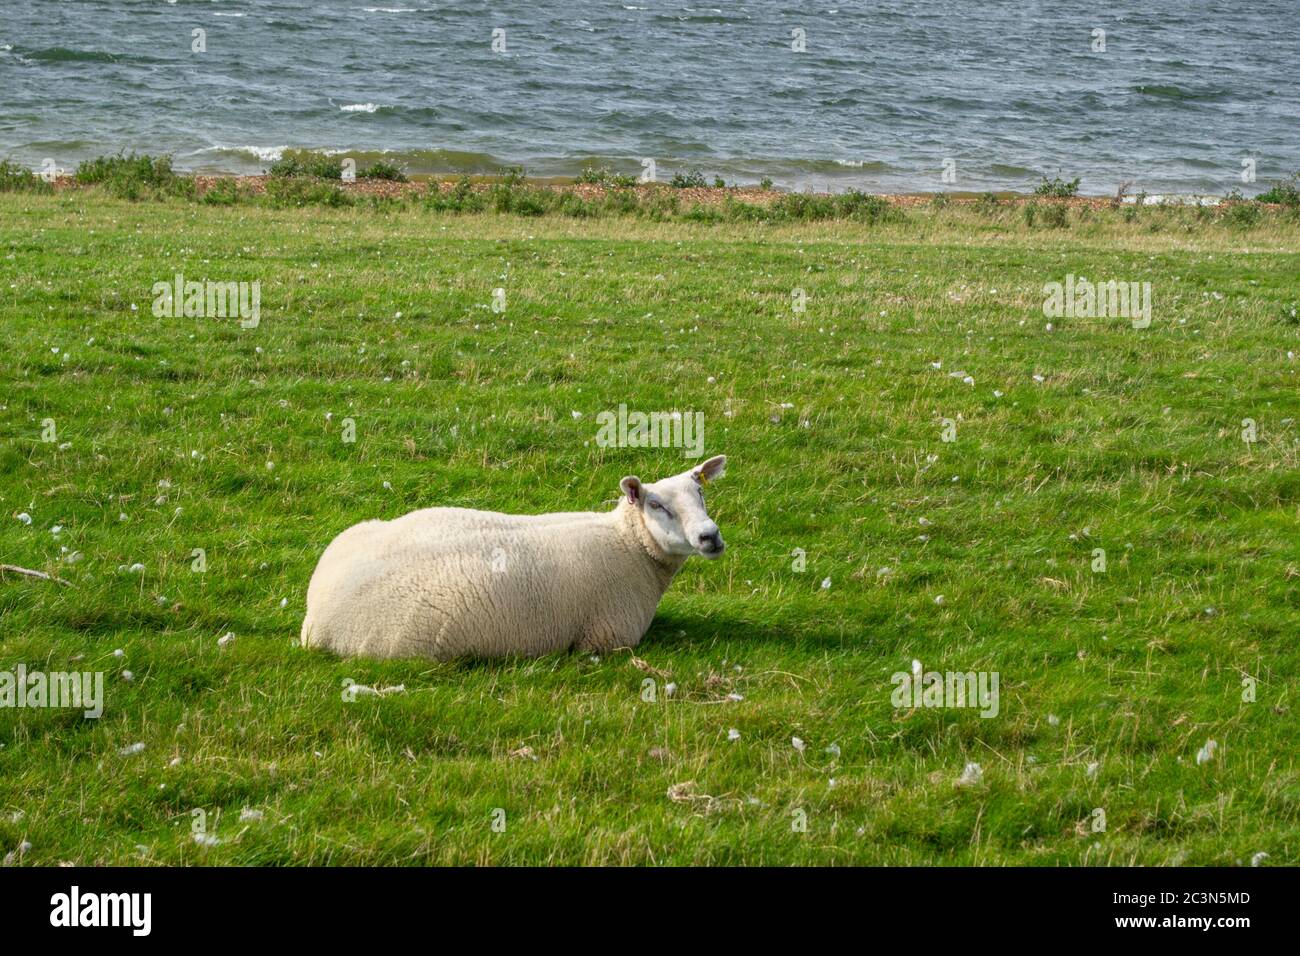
[1,189,1298,866]
[0,161,54,196]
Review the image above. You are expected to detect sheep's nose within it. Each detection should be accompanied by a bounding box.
[698,530,724,553]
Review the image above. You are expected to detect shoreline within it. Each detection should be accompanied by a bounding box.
[35,173,1260,209]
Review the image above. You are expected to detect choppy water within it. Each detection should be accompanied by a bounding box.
[2,0,1296,195]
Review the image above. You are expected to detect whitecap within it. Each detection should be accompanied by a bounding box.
[200,145,288,162]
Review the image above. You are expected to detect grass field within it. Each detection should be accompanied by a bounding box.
[1,188,1298,865]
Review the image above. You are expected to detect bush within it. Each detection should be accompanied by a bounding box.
[837,190,901,224]
[600,188,642,216]
[0,160,54,194]
[268,150,344,179]
[682,202,725,223]
[772,191,836,220]
[1255,173,1300,207]
[200,178,241,206]
[1222,202,1260,228]
[488,179,549,216]
[641,192,680,221]
[75,152,175,186]
[264,176,353,208]
[94,155,191,200]
[1024,201,1068,229]
[424,176,487,213]
[577,165,638,188]
[554,191,598,218]
[1040,203,1069,229]
[1034,175,1081,198]
[670,169,707,189]
[359,160,408,182]
[74,153,190,199]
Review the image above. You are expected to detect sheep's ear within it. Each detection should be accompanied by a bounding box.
[620,476,643,505]
[691,455,726,485]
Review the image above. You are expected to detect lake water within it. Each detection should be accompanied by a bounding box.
[2,0,1296,195]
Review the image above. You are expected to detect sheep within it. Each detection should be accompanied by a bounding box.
[301,455,728,660]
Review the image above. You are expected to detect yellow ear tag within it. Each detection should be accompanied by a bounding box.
[697,473,709,486]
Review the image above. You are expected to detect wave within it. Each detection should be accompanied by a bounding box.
[987,163,1039,179]
[198,145,292,163]
[11,46,158,65]
[653,13,749,24]
[194,145,510,174]
[1133,84,1232,102]
[262,19,312,32]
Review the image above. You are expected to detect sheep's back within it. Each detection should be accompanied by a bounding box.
[304,511,636,659]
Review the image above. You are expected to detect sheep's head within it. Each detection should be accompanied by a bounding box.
[620,455,727,559]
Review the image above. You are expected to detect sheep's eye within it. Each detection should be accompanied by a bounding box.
[649,500,672,518]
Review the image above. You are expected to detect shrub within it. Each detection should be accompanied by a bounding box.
[75,152,175,186]
[836,189,902,225]
[641,192,680,221]
[670,169,707,189]
[359,160,408,182]
[722,196,770,222]
[600,188,642,216]
[1040,203,1069,229]
[554,191,598,218]
[1222,201,1260,228]
[264,176,353,208]
[74,153,190,199]
[268,150,344,179]
[1034,175,1081,198]
[772,191,836,221]
[0,160,54,194]
[1255,173,1300,207]
[488,174,549,215]
[577,165,637,188]
[682,202,725,223]
[425,176,487,213]
[200,178,241,206]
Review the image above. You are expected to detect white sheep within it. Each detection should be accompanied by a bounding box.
[301,455,727,660]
